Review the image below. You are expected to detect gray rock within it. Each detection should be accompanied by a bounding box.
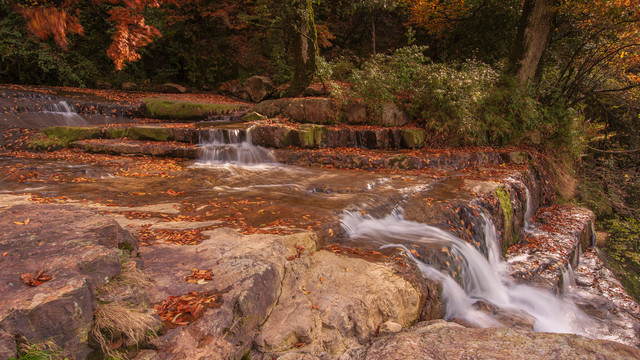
[244,76,275,103]
[381,103,409,127]
[342,320,640,360]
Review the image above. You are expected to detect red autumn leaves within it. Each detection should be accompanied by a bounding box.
[21,269,52,287]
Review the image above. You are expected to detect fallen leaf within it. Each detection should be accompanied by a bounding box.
[12,221,24,226]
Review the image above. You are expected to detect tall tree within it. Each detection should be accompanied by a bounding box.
[278,0,318,96]
[507,0,556,87]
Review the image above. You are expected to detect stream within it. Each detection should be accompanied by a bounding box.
[1,94,638,349]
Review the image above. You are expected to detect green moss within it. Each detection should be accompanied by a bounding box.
[241,111,268,122]
[495,187,515,248]
[28,126,103,149]
[297,124,327,148]
[128,127,172,141]
[105,128,130,139]
[389,154,410,169]
[401,129,426,148]
[142,98,245,120]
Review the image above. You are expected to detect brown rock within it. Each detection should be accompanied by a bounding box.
[286,98,336,124]
[244,76,275,103]
[0,197,138,359]
[142,229,318,360]
[162,83,187,94]
[343,320,640,360]
[254,251,423,357]
[344,102,368,124]
[121,82,138,90]
[0,331,16,360]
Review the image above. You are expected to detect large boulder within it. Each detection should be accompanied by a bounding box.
[244,76,275,103]
[253,250,427,357]
[141,229,318,360]
[342,320,640,360]
[381,103,409,127]
[0,195,138,359]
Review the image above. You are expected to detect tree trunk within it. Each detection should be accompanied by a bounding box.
[508,0,556,87]
[372,16,376,56]
[287,0,318,97]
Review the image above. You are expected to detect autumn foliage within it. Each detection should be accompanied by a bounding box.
[13,0,162,70]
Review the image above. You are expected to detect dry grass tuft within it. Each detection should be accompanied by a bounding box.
[91,302,161,359]
[96,261,152,295]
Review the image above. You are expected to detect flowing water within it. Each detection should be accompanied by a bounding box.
[341,208,598,335]
[196,128,276,165]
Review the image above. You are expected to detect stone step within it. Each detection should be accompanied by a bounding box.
[74,139,197,158]
[507,205,594,289]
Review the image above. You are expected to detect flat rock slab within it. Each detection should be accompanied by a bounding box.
[342,320,640,360]
[0,195,137,359]
[74,139,198,158]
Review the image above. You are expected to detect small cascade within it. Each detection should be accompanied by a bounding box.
[524,188,534,232]
[197,127,276,165]
[341,208,595,334]
[561,264,577,295]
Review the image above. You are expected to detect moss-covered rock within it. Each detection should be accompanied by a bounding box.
[241,112,268,122]
[297,124,328,148]
[142,98,246,120]
[495,187,516,249]
[32,126,104,149]
[401,129,426,149]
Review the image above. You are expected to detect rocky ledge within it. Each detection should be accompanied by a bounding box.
[0,195,138,359]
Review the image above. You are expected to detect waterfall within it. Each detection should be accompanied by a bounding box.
[341,208,595,334]
[196,128,276,165]
[524,188,533,232]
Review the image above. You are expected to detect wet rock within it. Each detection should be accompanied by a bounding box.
[0,331,17,360]
[298,124,328,148]
[74,139,198,158]
[142,229,318,360]
[142,98,246,120]
[381,103,409,127]
[471,300,536,330]
[507,206,594,290]
[244,76,274,103]
[568,249,640,346]
[0,197,137,359]
[162,83,187,94]
[254,251,423,357]
[342,320,640,360]
[251,124,298,148]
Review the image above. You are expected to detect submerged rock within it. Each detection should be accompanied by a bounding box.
[342,320,640,360]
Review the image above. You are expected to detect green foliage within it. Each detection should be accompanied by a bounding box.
[10,340,68,360]
[602,216,640,302]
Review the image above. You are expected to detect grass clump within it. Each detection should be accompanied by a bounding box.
[91,302,161,359]
[96,262,152,296]
[10,339,67,360]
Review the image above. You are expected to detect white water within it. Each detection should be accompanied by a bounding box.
[524,188,533,232]
[196,128,276,165]
[341,208,595,334]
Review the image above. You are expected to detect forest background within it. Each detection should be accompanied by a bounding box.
[1,0,639,299]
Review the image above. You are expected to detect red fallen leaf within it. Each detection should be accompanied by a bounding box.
[21,269,52,287]
[294,342,306,348]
